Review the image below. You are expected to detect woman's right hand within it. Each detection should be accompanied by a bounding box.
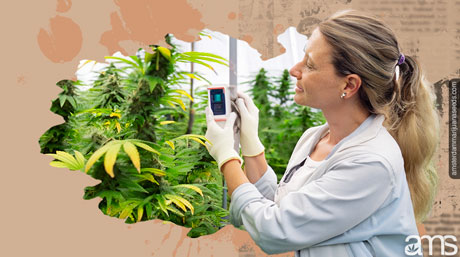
[236,91,265,157]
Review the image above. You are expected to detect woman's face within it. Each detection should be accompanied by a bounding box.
[289,28,345,109]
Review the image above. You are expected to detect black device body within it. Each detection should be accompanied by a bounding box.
[209,88,226,116]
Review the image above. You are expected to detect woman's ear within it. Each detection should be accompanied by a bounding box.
[342,74,362,97]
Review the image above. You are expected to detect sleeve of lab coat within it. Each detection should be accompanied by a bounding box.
[229,155,395,255]
[252,164,278,201]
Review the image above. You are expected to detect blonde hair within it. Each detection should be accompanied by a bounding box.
[318,9,440,222]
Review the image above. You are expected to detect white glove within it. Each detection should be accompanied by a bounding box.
[235,91,265,157]
[205,107,242,171]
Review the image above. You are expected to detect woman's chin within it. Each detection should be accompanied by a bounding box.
[293,94,306,106]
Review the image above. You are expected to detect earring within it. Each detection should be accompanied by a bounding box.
[340,92,346,99]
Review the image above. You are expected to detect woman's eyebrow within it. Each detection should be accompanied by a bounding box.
[302,44,316,65]
[304,52,316,65]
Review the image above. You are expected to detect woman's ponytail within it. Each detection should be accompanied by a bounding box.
[384,55,440,222]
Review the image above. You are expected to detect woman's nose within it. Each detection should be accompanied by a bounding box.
[289,64,301,79]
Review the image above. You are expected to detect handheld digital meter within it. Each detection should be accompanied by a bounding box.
[208,85,231,127]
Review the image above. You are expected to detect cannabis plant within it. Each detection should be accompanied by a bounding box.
[40,34,231,237]
[39,79,80,154]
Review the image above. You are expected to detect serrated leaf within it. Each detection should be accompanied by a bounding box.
[132,141,160,155]
[165,194,194,214]
[129,55,143,72]
[115,121,121,133]
[165,205,184,217]
[144,51,154,64]
[139,173,159,185]
[157,46,171,60]
[74,150,86,167]
[175,134,211,149]
[156,195,169,216]
[171,89,193,101]
[177,57,217,75]
[97,190,125,208]
[68,97,77,109]
[168,97,186,111]
[123,141,140,173]
[165,100,176,109]
[137,205,144,222]
[146,76,163,93]
[193,73,212,85]
[183,73,201,81]
[160,121,175,125]
[140,168,166,176]
[145,202,153,218]
[49,161,70,168]
[165,140,175,150]
[46,153,74,169]
[183,55,228,67]
[85,142,113,173]
[176,134,208,142]
[178,198,194,215]
[104,143,122,178]
[118,177,149,193]
[119,204,135,219]
[48,151,80,170]
[182,51,228,62]
[188,137,207,148]
[105,56,139,69]
[109,112,121,118]
[165,194,187,212]
[59,95,67,108]
[174,184,203,197]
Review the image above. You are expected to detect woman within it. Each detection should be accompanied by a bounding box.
[204,9,439,256]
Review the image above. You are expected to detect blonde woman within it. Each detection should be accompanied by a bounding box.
[205,9,439,257]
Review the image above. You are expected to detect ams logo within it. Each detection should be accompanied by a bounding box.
[405,235,458,256]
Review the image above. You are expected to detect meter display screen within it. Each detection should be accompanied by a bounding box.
[210,89,226,115]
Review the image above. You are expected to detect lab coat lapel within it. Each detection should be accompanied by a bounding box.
[282,114,385,185]
[284,125,328,176]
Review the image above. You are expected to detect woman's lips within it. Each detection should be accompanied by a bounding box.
[295,84,304,93]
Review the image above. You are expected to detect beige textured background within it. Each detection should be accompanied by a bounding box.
[1,0,458,256]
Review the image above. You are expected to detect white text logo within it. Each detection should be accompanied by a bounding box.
[405,235,458,256]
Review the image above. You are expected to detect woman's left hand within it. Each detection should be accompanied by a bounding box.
[204,107,242,171]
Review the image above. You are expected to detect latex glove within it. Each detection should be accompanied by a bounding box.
[235,91,265,157]
[205,107,242,171]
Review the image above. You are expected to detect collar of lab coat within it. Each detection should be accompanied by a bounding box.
[286,113,386,172]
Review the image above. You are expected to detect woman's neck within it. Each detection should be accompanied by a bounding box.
[322,109,371,145]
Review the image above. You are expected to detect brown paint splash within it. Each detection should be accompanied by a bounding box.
[37,15,82,63]
[141,220,293,256]
[273,24,284,34]
[17,75,26,86]
[241,34,253,44]
[228,12,236,20]
[56,0,72,13]
[100,0,205,55]
[171,229,188,257]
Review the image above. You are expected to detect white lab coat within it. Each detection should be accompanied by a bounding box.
[229,114,422,256]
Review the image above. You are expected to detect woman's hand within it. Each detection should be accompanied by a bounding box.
[235,91,265,157]
[205,107,242,171]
